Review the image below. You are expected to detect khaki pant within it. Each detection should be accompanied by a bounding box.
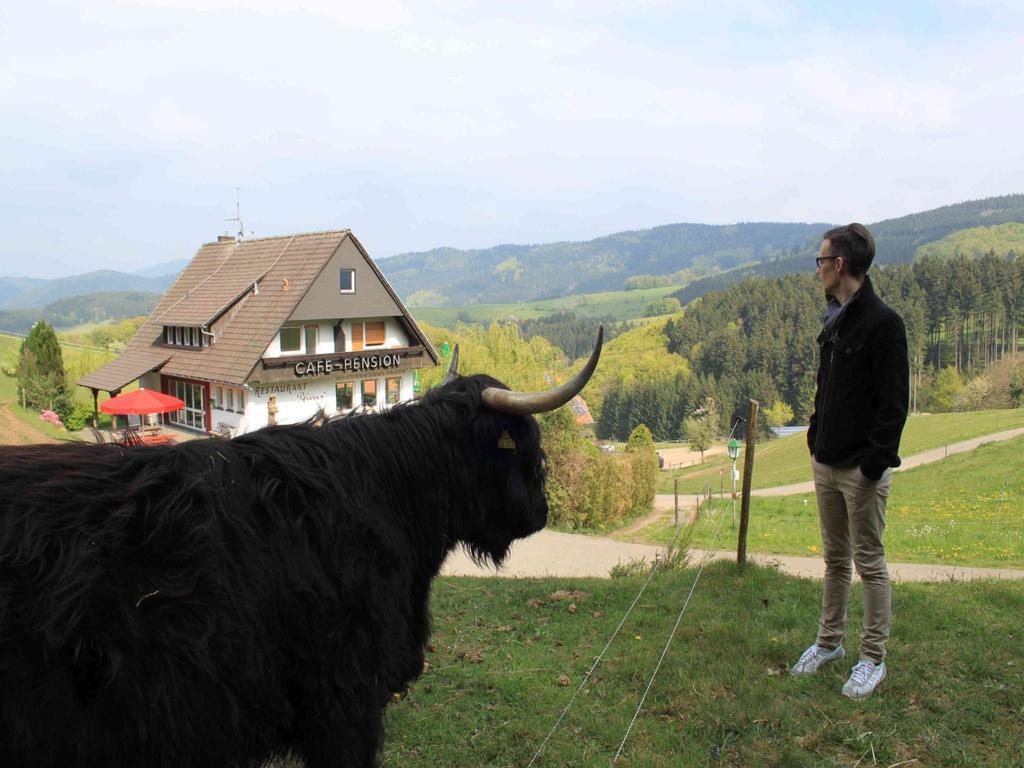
[811,458,892,663]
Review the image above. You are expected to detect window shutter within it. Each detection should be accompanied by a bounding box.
[351,322,364,351]
[365,321,386,346]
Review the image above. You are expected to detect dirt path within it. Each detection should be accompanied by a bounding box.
[484,426,1024,580]
[441,530,1024,582]
[0,402,60,445]
[647,427,1024,505]
[657,443,725,469]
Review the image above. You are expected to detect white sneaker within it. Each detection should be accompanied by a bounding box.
[842,660,887,699]
[790,643,845,677]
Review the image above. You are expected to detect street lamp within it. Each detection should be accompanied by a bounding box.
[727,438,741,527]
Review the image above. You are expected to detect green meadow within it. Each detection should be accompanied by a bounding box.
[636,435,1024,569]
[365,565,1024,767]
[0,331,119,436]
[657,409,1024,495]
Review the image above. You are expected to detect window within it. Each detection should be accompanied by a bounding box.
[280,326,301,353]
[168,379,207,432]
[339,268,355,293]
[213,387,245,413]
[164,325,204,347]
[361,379,377,408]
[365,321,386,347]
[336,382,353,411]
[304,325,319,355]
[386,377,401,405]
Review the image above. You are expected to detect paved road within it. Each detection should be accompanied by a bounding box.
[441,529,1024,582]
[441,427,1024,582]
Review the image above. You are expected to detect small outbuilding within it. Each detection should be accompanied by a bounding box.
[77,230,438,435]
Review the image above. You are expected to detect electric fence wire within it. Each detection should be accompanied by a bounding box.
[525,522,691,768]
[612,487,733,764]
[529,418,746,767]
[612,416,743,764]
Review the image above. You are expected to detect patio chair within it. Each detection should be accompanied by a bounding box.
[118,429,144,447]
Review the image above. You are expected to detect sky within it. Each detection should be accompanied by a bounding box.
[1,0,1022,278]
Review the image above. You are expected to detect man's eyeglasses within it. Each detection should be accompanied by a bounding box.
[815,255,838,268]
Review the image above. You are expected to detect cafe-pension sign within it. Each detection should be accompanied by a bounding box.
[293,352,403,378]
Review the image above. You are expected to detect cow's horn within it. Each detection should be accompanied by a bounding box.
[443,344,460,384]
[482,326,603,415]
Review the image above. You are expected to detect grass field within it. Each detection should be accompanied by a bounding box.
[636,436,1024,569]
[376,564,1023,767]
[658,409,1024,495]
[0,333,120,438]
[413,283,687,327]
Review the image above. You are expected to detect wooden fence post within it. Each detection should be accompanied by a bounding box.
[674,478,679,528]
[737,399,760,565]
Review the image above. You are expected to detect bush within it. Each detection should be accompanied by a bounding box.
[544,430,659,531]
[625,424,658,514]
[1011,362,1024,408]
[545,443,639,530]
[64,400,96,432]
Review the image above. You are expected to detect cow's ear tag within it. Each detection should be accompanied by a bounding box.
[498,430,517,451]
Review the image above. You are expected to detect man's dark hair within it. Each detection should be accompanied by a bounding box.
[823,223,875,277]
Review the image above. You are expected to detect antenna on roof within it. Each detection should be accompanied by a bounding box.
[225,187,244,241]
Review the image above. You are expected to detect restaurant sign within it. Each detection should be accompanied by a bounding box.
[293,352,403,378]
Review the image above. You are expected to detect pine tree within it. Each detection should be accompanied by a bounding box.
[17,320,70,419]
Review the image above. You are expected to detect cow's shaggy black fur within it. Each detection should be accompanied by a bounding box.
[0,374,548,768]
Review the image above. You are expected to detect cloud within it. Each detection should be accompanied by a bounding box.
[0,1,1022,275]
[148,100,208,135]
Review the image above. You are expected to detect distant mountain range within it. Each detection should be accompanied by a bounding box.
[671,194,1024,305]
[3,194,1022,334]
[381,222,830,307]
[382,194,1024,307]
[0,292,162,336]
[0,261,182,334]
[0,267,180,311]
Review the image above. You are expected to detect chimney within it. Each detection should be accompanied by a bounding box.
[218,235,235,243]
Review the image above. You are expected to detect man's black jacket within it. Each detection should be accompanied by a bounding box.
[807,275,909,480]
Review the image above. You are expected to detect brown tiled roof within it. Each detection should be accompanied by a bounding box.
[154,240,277,326]
[76,230,437,392]
[76,347,172,391]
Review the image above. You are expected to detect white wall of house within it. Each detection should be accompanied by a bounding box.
[209,383,248,433]
[234,370,416,435]
[262,317,411,359]
[336,317,409,352]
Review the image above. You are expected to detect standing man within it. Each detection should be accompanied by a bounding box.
[790,223,909,699]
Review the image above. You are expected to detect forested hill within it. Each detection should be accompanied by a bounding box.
[672,195,1024,305]
[383,194,1024,309]
[0,292,161,335]
[0,270,176,310]
[382,222,828,307]
[595,250,1024,442]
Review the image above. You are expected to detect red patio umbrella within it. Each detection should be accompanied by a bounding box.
[100,388,185,415]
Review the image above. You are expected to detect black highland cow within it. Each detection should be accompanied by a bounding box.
[0,331,602,768]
